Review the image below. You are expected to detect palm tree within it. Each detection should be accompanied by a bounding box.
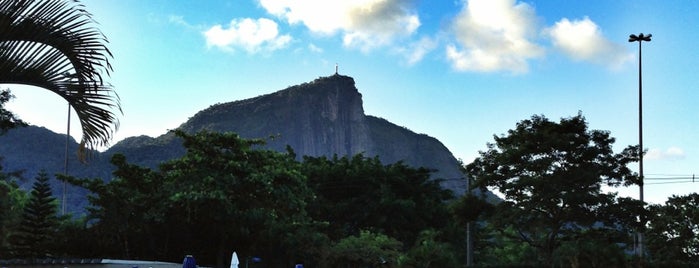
[0,0,120,152]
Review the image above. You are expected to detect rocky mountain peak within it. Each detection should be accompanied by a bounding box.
[0,74,471,214]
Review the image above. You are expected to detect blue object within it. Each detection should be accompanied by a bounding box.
[294,264,303,268]
[182,255,196,268]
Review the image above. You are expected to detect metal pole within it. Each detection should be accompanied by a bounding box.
[62,103,70,215]
[465,176,473,267]
[637,39,644,260]
[629,33,650,260]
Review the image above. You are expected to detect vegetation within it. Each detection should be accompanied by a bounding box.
[302,153,453,246]
[0,162,27,256]
[9,171,59,258]
[1,0,693,267]
[0,0,120,150]
[645,193,699,263]
[466,113,644,267]
[0,89,26,134]
[2,81,698,268]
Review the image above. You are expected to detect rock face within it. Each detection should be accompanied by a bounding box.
[0,74,469,214]
[174,74,466,193]
[180,74,372,158]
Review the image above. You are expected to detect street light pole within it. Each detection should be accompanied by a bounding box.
[628,32,651,260]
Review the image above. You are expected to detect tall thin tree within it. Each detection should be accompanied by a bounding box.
[10,170,58,258]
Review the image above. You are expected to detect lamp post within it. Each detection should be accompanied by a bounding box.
[628,32,651,259]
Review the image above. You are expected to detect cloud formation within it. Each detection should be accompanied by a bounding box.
[545,17,632,68]
[646,147,686,161]
[203,18,291,53]
[402,36,437,65]
[258,0,420,52]
[447,0,544,73]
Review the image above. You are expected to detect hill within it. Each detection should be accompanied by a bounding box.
[0,74,469,214]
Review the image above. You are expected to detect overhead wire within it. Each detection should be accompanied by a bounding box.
[644,174,695,185]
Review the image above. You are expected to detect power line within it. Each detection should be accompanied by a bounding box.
[646,180,696,185]
[644,174,695,185]
[645,176,694,181]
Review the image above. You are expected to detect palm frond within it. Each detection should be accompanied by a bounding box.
[0,0,120,150]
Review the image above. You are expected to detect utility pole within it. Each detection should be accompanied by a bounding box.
[62,103,70,215]
[466,176,473,266]
[628,32,651,261]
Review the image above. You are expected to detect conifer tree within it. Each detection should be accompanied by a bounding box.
[11,170,59,258]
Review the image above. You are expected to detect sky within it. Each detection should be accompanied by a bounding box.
[5,0,698,204]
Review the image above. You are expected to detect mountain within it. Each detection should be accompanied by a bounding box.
[0,74,469,213]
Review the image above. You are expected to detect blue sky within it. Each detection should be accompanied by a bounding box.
[6,0,698,204]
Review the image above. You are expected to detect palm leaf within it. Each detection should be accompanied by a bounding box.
[0,0,120,151]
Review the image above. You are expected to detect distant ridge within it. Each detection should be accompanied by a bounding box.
[0,74,469,213]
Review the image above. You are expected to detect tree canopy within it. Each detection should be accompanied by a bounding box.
[63,130,316,267]
[5,112,698,266]
[9,170,59,258]
[466,113,642,265]
[646,193,699,263]
[0,89,26,134]
[302,154,453,246]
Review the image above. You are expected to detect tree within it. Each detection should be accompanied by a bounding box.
[401,229,460,268]
[160,130,315,267]
[10,170,59,258]
[302,154,453,246]
[465,113,641,265]
[0,163,27,256]
[60,154,165,260]
[323,230,403,268]
[65,130,316,267]
[646,193,699,263]
[0,89,26,134]
[0,0,120,150]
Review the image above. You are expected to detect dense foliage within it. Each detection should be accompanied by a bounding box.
[466,114,644,266]
[9,171,59,258]
[0,162,27,256]
[1,115,698,267]
[302,154,453,246]
[0,89,26,134]
[645,193,699,263]
[50,130,457,267]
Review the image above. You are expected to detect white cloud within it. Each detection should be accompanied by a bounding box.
[646,147,686,161]
[446,0,544,73]
[395,36,437,65]
[258,0,420,52]
[545,17,633,69]
[203,18,291,54]
[308,43,323,53]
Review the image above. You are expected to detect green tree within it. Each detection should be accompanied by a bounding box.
[400,229,459,268]
[10,170,59,258]
[302,154,453,246]
[65,130,316,267]
[0,164,27,257]
[477,226,538,266]
[60,154,165,260]
[552,230,627,268]
[323,230,403,268]
[160,130,315,267]
[0,89,26,134]
[646,193,699,263]
[0,87,28,257]
[0,0,120,150]
[465,114,641,265]
[449,192,493,226]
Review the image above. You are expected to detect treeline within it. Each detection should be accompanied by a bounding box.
[1,117,698,268]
